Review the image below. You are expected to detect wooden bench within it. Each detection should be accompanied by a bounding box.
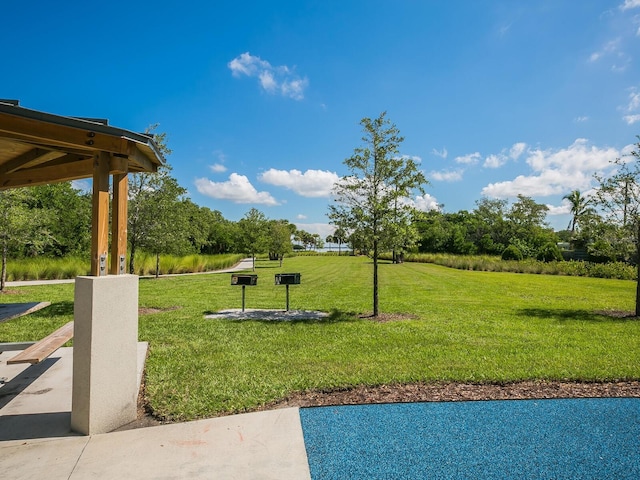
[6,321,74,365]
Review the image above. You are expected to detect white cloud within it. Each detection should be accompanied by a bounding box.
[195,173,280,205]
[589,38,621,63]
[258,168,339,197]
[624,114,640,124]
[432,148,448,159]
[509,142,527,160]
[546,203,572,216]
[484,154,507,169]
[574,116,590,123]
[228,52,309,100]
[455,152,481,165]
[296,214,307,220]
[209,163,227,173]
[481,139,620,199]
[620,0,640,11]
[429,169,464,182]
[621,87,640,123]
[483,142,527,168]
[411,194,440,212]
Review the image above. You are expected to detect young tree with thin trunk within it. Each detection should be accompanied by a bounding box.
[237,208,269,271]
[329,112,427,317]
[594,139,640,315]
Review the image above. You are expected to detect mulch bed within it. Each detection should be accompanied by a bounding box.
[122,380,640,431]
[260,380,640,409]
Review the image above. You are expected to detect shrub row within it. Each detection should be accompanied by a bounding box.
[382,253,637,280]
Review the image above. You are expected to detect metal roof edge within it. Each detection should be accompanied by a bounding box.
[0,102,165,165]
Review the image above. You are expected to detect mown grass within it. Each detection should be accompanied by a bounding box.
[1,255,638,421]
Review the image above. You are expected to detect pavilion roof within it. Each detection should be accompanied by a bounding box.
[0,100,164,190]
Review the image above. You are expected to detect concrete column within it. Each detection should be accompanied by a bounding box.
[71,275,139,435]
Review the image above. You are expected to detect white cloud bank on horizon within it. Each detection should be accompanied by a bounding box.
[258,168,339,197]
[481,139,621,199]
[228,52,309,100]
[195,173,280,205]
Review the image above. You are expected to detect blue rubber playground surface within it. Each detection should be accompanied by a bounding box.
[300,398,640,479]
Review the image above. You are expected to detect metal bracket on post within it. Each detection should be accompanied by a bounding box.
[119,255,126,275]
[99,254,107,276]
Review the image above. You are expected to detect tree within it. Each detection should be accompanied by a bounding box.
[0,189,51,291]
[237,208,269,271]
[268,220,294,266]
[127,126,179,274]
[30,183,92,257]
[329,112,427,317]
[136,176,190,278]
[506,195,555,258]
[594,140,640,315]
[563,190,592,234]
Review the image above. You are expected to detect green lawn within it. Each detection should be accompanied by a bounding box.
[1,255,639,421]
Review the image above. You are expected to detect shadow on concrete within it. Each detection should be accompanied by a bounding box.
[0,412,77,441]
[0,357,59,410]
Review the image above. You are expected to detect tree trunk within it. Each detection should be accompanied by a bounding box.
[252,253,256,272]
[636,222,640,317]
[373,238,379,317]
[155,252,160,279]
[129,241,137,275]
[1,238,7,292]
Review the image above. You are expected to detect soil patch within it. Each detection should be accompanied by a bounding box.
[359,312,419,322]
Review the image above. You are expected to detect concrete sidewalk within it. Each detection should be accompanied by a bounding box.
[0,346,311,479]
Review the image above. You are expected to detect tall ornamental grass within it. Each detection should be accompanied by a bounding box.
[389,253,637,280]
[5,253,244,280]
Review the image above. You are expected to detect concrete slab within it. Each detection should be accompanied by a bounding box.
[0,436,90,480]
[206,309,328,321]
[72,408,312,479]
[0,343,148,441]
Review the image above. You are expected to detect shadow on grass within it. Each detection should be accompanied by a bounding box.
[518,307,638,323]
[204,308,360,324]
[29,301,74,318]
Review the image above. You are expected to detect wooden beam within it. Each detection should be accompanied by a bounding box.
[110,170,128,274]
[109,155,129,174]
[0,112,129,156]
[0,147,65,175]
[91,152,110,276]
[124,142,158,173]
[0,157,93,189]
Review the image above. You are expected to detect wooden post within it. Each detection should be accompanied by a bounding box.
[91,152,110,276]
[110,170,128,275]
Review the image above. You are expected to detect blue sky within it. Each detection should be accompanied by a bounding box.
[3,1,640,237]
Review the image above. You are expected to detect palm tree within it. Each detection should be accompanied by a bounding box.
[563,190,591,233]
